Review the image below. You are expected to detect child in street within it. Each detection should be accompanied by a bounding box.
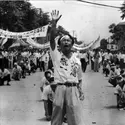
[41,77,55,121]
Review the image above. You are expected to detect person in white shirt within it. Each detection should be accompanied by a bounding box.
[0,67,11,86]
[40,70,55,120]
[41,76,54,121]
[12,63,22,81]
[40,70,53,92]
[49,10,84,125]
[115,65,121,76]
[104,51,110,61]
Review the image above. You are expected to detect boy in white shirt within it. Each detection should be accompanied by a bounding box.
[41,77,55,121]
[40,70,53,92]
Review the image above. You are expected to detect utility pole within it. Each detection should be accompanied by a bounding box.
[72,30,75,37]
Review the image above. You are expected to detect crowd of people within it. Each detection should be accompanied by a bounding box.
[0,49,53,86]
[101,50,125,110]
[78,49,125,111]
[1,9,125,125]
[89,49,125,111]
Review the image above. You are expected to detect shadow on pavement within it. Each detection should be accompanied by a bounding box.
[36,99,43,102]
[105,85,114,88]
[104,105,117,109]
[37,117,48,122]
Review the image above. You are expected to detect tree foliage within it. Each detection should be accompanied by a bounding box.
[100,38,108,50]
[120,3,125,20]
[0,0,50,32]
[108,23,124,43]
[108,2,125,45]
[57,25,69,35]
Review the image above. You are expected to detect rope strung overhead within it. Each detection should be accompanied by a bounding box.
[76,0,121,9]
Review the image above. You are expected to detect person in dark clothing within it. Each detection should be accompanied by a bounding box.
[39,56,45,72]
[19,61,26,78]
[48,58,53,71]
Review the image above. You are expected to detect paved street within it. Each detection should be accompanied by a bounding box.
[0,66,125,125]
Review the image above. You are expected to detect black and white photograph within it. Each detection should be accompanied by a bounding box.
[0,0,125,125]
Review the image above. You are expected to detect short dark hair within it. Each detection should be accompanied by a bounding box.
[44,70,51,77]
[116,75,122,80]
[57,34,74,46]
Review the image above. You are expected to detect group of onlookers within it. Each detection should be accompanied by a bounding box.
[101,50,125,110]
[0,49,53,86]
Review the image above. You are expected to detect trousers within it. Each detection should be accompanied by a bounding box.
[51,85,85,125]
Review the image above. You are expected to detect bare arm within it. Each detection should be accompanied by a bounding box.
[78,79,84,101]
[50,10,62,51]
[50,21,57,50]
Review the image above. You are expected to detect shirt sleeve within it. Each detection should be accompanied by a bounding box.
[114,85,119,94]
[4,69,10,76]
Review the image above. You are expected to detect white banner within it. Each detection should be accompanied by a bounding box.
[73,40,96,50]
[26,37,50,49]
[27,37,98,50]
[90,36,100,49]
[0,25,49,39]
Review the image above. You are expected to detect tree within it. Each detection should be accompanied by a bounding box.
[120,3,125,19]
[109,23,124,43]
[0,0,50,32]
[100,38,108,50]
[57,25,69,35]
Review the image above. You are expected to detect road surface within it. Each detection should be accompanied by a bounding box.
[0,67,125,125]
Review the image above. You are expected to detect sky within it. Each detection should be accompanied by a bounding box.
[30,0,124,43]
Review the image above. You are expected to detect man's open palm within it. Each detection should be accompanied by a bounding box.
[51,10,62,23]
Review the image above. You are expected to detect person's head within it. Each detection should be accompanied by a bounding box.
[14,63,17,68]
[44,70,52,81]
[58,34,74,54]
[116,75,123,85]
[116,65,119,69]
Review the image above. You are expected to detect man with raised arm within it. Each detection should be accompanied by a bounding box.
[49,10,85,125]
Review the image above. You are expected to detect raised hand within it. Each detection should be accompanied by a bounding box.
[50,10,62,50]
[51,10,62,25]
